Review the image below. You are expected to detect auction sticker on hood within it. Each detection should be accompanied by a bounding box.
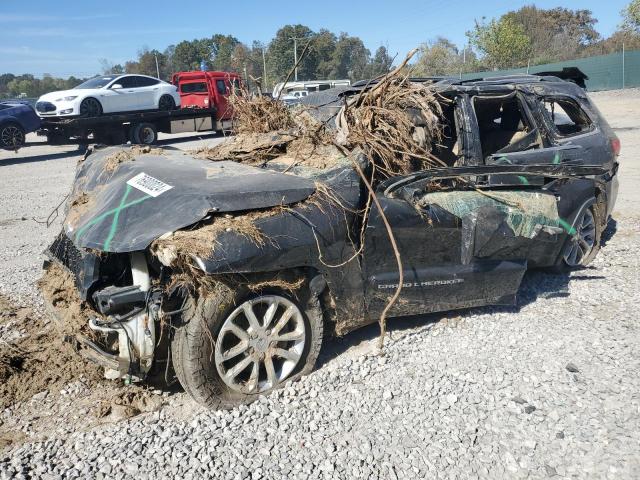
[127,173,173,197]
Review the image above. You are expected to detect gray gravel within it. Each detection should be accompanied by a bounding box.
[1,92,640,479]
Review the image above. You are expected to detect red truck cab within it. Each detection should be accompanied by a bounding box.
[171,71,242,120]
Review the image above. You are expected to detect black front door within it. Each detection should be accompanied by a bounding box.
[362,185,527,320]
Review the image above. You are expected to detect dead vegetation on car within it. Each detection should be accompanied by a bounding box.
[151,209,271,264]
[102,145,165,174]
[176,49,445,344]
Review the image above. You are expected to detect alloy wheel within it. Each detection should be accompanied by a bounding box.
[564,208,596,267]
[159,95,174,111]
[1,125,24,149]
[80,98,101,117]
[214,295,306,394]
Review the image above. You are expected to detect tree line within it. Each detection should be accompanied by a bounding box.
[414,2,640,75]
[2,1,640,99]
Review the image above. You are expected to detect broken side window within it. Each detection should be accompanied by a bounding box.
[542,97,593,137]
[473,94,539,158]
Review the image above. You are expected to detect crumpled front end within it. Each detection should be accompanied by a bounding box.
[42,144,362,382]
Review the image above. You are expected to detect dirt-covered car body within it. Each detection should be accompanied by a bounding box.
[44,73,619,402]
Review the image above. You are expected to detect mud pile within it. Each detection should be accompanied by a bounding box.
[0,264,105,410]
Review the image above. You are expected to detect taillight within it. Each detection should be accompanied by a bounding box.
[611,137,621,156]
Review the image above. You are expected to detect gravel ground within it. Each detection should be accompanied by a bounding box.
[1,91,639,479]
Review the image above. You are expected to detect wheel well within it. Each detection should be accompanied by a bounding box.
[594,186,608,227]
[0,120,23,130]
[82,97,103,108]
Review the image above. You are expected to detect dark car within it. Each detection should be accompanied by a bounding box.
[43,73,619,408]
[0,101,41,150]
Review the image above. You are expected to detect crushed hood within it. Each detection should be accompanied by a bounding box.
[65,146,316,252]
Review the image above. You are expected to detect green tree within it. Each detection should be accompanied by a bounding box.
[467,17,532,69]
[414,39,479,76]
[99,59,124,75]
[171,39,211,71]
[415,38,459,76]
[503,6,600,63]
[267,24,315,82]
[330,33,370,81]
[312,29,338,79]
[207,34,240,71]
[367,46,394,78]
[622,0,640,32]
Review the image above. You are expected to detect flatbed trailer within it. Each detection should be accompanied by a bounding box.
[38,107,231,146]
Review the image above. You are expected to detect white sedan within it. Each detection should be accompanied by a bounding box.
[35,74,181,117]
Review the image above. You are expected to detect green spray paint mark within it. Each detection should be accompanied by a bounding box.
[558,218,577,235]
[104,184,132,251]
[553,152,561,164]
[74,187,151,248]
[517,175,530,185]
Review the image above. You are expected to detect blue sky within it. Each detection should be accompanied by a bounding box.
[0,0,630,77]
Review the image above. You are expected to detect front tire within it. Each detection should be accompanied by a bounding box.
[172,282,323,409]
[79,97,102,117]
[0,122,25,150]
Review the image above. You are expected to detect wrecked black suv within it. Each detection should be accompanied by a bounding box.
[44,73,619,408]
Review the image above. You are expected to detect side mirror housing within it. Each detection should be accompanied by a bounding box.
[111,84,123,90]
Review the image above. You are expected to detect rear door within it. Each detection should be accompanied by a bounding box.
[362,181,528,319]
[362,96,529,319]
[135,76,160,110]
[531,92,612,167]
[470,90,585,185]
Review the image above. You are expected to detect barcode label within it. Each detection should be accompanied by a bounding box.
[127,173,173,197]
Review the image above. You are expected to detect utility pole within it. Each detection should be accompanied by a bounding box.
[622,42,626,89]
[290,36,305,82]
[262,47,268,90]
[154,53,160,79]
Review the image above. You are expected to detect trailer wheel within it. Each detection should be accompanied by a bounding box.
[79,98,102,117]
[132,123,158,145]
[158,95,176,111]
[0,122,25,150]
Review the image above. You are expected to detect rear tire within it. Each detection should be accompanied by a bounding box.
[172,280,323,409]
[79,97,102,117]
[554,205,602,271]
[158,95,175,111]
[0,122,25,150]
